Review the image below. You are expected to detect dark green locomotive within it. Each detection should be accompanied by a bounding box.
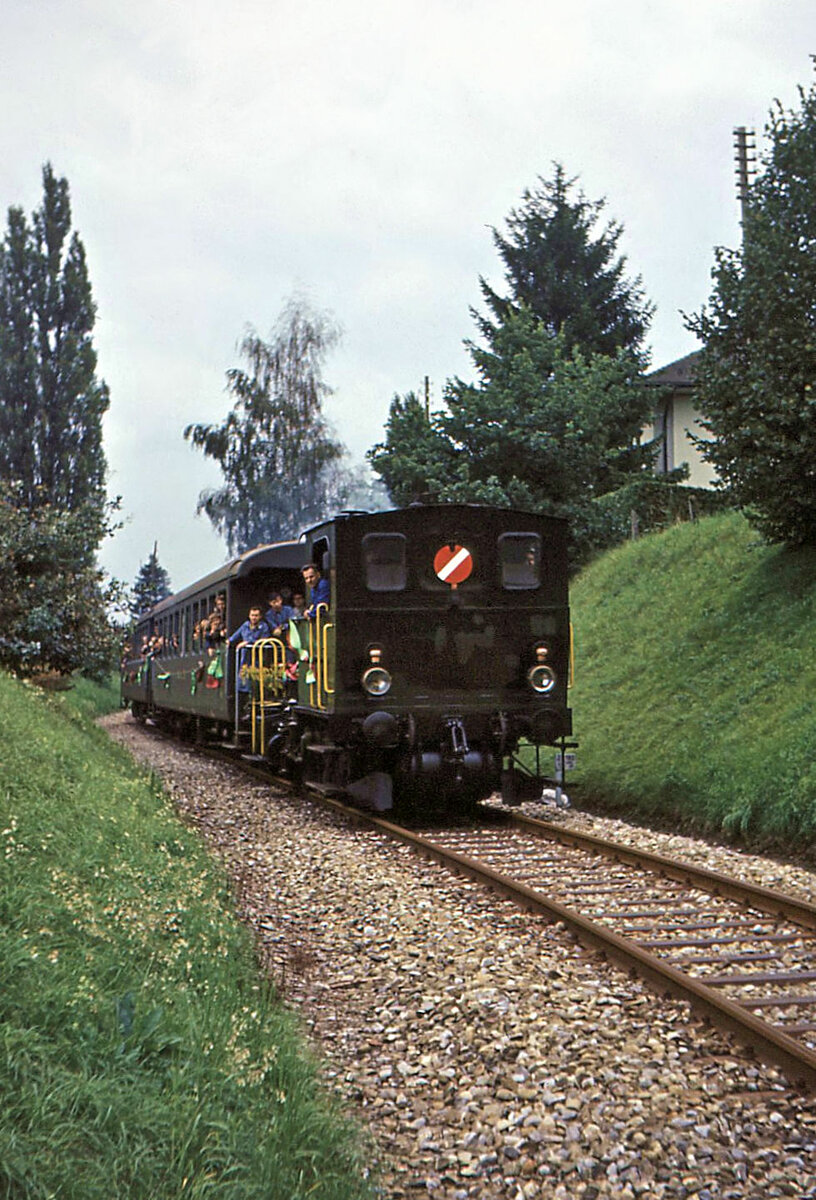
[121,505,574,811]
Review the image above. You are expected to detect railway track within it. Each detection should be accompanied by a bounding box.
[151,726,816,1091]
[306,786,816,1091]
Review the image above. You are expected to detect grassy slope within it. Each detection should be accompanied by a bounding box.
[569,511,816,847]
[0,675,374,1200]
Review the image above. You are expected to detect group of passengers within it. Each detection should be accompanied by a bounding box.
[191,592,226,651]
[228,564,329,691]
[228,565,327,645]
[128,564,328,673]
[138,630,177,656]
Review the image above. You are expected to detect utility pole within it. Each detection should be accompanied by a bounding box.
[424,375,430,420]
[733,126,757,229]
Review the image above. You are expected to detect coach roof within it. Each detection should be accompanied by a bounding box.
[147,540,303,617]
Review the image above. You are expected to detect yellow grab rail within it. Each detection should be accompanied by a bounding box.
[304,605,332,710]
[321,618,335,696]
[248,637,286,754]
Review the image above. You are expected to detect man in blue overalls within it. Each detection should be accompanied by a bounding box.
[301,564,330,617]
[228,605,270,694]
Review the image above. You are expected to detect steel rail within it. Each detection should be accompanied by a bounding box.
[508,811,816,931]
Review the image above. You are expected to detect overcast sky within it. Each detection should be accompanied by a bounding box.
[2,0,814,591]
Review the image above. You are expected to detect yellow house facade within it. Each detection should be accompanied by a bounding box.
[643,350,717,488]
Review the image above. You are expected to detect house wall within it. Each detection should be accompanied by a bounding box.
[643,391,717,488]
[671,394,717,488]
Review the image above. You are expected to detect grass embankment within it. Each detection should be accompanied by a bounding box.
[0,675,374,1200]
[570,510,816,849]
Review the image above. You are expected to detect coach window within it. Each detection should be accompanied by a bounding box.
[363,533,407,592]
[499,533,541,589]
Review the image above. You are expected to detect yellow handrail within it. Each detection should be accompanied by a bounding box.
[248,637,285,754]
[304,605,330,710]
[306,618,316,708]
[321,620,334,696]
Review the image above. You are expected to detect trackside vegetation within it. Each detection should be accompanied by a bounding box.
[569,511,816,849]
[0,675,375,1200]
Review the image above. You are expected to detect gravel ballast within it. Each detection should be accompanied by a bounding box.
[103,713,816,1198]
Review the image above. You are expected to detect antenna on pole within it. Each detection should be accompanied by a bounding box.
[733,126,757,230]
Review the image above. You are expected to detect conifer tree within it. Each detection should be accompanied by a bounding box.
[369,166,657,561]
[131,543,172,618]
[476,164,652,361]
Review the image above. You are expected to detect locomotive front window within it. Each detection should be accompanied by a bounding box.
[499,533,542,589]
[363,533,407,592]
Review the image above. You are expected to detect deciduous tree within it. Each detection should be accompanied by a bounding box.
[688,78,816,547]
[185,298,350,553]
[0,485,119,679]
[0,166,118,677]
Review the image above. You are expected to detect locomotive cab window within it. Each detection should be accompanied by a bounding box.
[499,533,542,589]
[363,533,407,592]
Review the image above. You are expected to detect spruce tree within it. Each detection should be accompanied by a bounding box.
[369,166,657,561]
[476,164,652,361]
[131,543,172,618]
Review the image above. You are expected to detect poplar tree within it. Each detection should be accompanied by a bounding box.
[0,167,116,676]
[0,163,109,532]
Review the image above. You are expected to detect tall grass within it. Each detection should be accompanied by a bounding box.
[569,511,816,848]
[0,673,375,1199]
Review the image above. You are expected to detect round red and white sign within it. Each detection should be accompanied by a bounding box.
[434,544,473,586]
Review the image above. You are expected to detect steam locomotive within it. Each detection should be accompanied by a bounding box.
[121,504,574,811]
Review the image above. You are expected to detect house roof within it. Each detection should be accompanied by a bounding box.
[647,350,701,387]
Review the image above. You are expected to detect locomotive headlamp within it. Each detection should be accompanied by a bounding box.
[362,645,392,696]
[528,663,556,694]
[528,644,556,694]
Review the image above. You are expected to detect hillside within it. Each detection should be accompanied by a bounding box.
[0,675,373,1200]
[568,511,816,850]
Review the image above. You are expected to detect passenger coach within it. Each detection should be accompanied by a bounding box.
[122,504,574,811]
